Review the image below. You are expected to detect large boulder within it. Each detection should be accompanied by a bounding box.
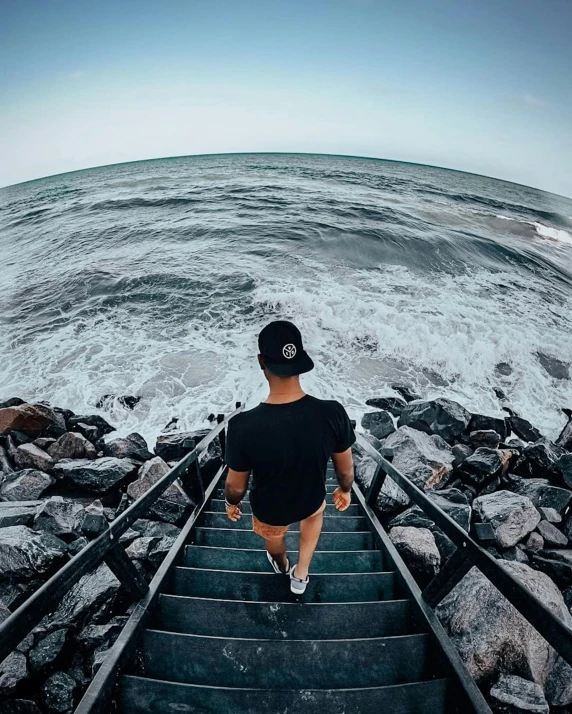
[13,443,54,472]
[458,447,503,486]
[33,496,85,537]
[67,413,115,438]
[130,519,181,539]
[0,444,14,474]
[365,396,407,416]
[468,413,508,440]
[551,453,572,489]
[556,410,572,451]
[29,628,67,673]
[545,655,572,707]
[384,426,455,490]
[389,488,471,531]
[0,651,28,697]
[48,432,97,462]
[474,491,540,548]
[0,469,53,501]
[469,430,501,449]
[103,432,153,461]
[127,456,192,523]
[40,671,75,713]
[436,561,572,685]
[0,403,64,437]
[361,411,396,440]
[0,501,42,527]
[390,384,420,403]
[489,673,549,714]
[354,453,410,512]
[154,431,198,462]
[536,520,568,547]
[508,416,542,443]
[52,457,138,493]
[398,398,471,441]
[523,438,566,475]
[389,526,440,579]
[0,525,66,577]
[532,550,572,587]
[510,478,572,516]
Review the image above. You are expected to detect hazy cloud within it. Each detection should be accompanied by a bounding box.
[68,71,86,80]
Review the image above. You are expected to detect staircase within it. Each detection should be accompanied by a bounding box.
[117,464,483,714]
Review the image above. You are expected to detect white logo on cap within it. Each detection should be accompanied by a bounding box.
[283,343,297,359]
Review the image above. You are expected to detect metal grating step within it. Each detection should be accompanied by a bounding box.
[207,499,361,516]
[190,528,374,550]
[199,512,368,531]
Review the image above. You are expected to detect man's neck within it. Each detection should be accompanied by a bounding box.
[264,377,306,404]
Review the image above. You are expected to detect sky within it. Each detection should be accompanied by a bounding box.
[1,0,571,196]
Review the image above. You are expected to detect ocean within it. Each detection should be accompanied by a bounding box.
[1,153,571,445]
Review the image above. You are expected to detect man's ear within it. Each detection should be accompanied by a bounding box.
[257,354,265,370]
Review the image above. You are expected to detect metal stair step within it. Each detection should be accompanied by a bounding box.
[191,528,374,550]
[170,567,398,603]
[208,499,361,516]
[139,630,432,688]
[153,595,417,639]
[183,545,386,572]
[200,512,368,531]
[120,676,450,714]
[216,483,341,497]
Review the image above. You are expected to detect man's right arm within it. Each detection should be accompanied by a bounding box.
[332,448,354,511]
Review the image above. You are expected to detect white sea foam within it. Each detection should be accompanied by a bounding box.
[495,214,572,246]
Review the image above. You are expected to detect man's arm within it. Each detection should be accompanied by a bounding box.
[332,448,354,511]
[224,468,250,521]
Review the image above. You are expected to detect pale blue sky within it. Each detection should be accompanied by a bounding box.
[1,0,571,195]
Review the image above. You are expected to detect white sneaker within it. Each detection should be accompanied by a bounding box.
[289,564,309,595]
[267,551,289,575]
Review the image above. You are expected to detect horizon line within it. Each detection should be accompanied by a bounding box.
[1,150,570,201]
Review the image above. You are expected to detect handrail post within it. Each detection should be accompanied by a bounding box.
[217,413,226,462]
[365,462,387,507]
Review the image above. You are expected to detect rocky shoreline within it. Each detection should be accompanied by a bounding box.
[0,397,221,714]
[355,385,572,713]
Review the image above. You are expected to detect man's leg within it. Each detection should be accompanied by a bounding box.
[264,536,289,573]
[294,504,325,580]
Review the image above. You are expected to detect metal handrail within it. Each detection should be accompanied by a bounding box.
[0,404,244,665]
[355,431,572,668]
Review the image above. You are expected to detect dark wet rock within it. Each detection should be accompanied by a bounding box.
[531,550,572,587]
[508,416,542,443]
[0,444,14,474]
[103,432,153,461]
[546,655,572,707]
[52,457,137,493]
[29,628,67,673]
[76,621,122,654]
[556,409,572,451]
[41,671,75,713]
[125,536,160,560]
[42,563,120,631]
[118,528,139,545]
[162,416,179,432]
[81,500,106,536]
[127,456,192,523]
[34,496,85,538]
[452,444,473,468]
[0,501,42,527]
[437,560,572,685]
[0,469,53,501]
[458,448,503,486]
[563,515,572,542]
[421,368,449,387]
[536,520,568,547]
[502,544,530,564]
[361,411,395,440]
[474,491,540,548]
[536,352,570,380]
[0,651,28,696]
[390,383,420,403]
[354,452,410,513]
[73,423,99,443]
[0,403,63,437]
[48,432,97,462]
[489,673,549,714]
[539,506,561,523]
[0,525,66,576]
[365,396,407,416]
[525,533,545,553]
[495,362,513,377]
[67,414,115,439]
[154,431,199,462]
[13,443,55,472]
[389,526,440,579]
[131,519,181,539]
[0,397,25,409]
[95,394,141,410]
[523,438,566,476]
[468,413,508,440]
[552,453,572,489]
[1,700,42,714]
[148,535,176,567]
[384,426,455,490]
[398,398,470,442]
[389,488,471,532]
[469,430,501,449]
[34,436,57,451]
[10,431,35,446]
[67,537,88,556]
[510,478,572,515]
[479,477,501,496]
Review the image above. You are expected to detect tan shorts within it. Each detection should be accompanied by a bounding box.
[252,500,326,539]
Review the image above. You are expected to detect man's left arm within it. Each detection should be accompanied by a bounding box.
[224,469,250,521]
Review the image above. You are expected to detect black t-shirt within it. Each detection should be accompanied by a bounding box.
[225,395,356,526]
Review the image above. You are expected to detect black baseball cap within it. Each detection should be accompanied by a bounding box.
[258,320,314,377]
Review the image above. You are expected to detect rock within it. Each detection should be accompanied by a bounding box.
[510,478,572,515]
[389,488,471,532]
[67,414,115,439]
[469,414,508,440]
[95,394,141,410]
[131,519,181,539]
[0,397,25,409]
[389,526,440,578]
[67,537,88,556]
[502,545,530,564]
[360,411,396,440]
[29,628,67,673]
[154,431,199,462]
[495,362,513,377]
[13,443,55,472]
[0,469,53,500]
[11,430,35,445]
[0,651,28,696]
[42,563,120,630]
[41,671,75,713]
[125,536,160,560]
[525,532,545,553]
[147,535,176,567]
[489,673,549,714]
[452,444,473,468]
[127,456,192,523]
[531,550,572,587]
[34,496,85,537]
[508,416,542,443]
[1,700,42,714]
[103,432,153,461]
[398,398,470,442]
[546,656,572,706]
[365,396,407,416]
[52,457,137,493]
[474,491,540,548]
[480,477,501,496]
[73,423,99,443]
[469,430,501,449]
[536,520,568,547]
[0,444,14,474]
[0,403,62,437]
[390,383,420,403]
[0,525,66,576]
[81,500,106,536]
[0,500,42,527]
[536,352,570,380]
[458,448,503,486]
[48,432,97,462]
[34,437,56,451]
[539,506,561,523]
[384,426,455,490]
[552,453,572,489]
[523,438,566,474]
[556,409,572,451]
[91,647,110,677]
[76,622,122,652]
[437,561,572,685]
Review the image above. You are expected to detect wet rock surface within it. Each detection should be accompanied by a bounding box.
[473,491,540,548]
[389,526,441,579]
[361,410,396,440]
[489,673,549,714]
[52,457,137,493]
[398,398,471,441]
